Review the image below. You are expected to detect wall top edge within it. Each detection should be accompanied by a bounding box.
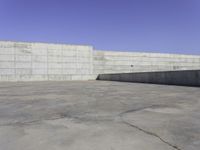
[0,40,200,57]
[0,40,93,49]
[95,50,200,57]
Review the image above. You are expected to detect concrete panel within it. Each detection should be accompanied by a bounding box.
[0,55,14,61]
[0,48,14,55]
[32,69,47,75]
[0,75,16,81]
[94,50,200,74]
[31,49,47,55]
[62,62,76,68]
[0,62,15,68]
[0,69,15,75]
[0,41,200,81]
[16,55,31,62]
[48,75,71,81]
[16,69,32,75]
[15,49,32,55]
[48,55,63,63]
[62,51,76,57]
[32,55,47,62]
[48,62,63,69]
[15,62,31,68]
[71,75,83,80]
[15,75,32,81]
[0,41,95,81]
[32,62,47,68]
[48,49,63,56]
[62,68,77,74]
[48,69,63,74]
[62,57,77,63]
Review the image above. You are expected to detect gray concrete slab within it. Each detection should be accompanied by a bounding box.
[0,81,200,150]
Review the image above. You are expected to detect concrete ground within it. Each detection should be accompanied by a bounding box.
[0,81,200,150]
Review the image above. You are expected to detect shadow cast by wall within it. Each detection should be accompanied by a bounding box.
[97,70,200,87]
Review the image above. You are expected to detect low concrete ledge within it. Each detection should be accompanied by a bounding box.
[97,70,200,87]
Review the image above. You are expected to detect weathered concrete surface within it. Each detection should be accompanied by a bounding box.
[0,81,200,150]
[97,70,200,87]
[0,41,94,81]
[94,50,200,75]
[1,41,200,81]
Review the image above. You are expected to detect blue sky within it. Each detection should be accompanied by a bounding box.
[0,0,200,54]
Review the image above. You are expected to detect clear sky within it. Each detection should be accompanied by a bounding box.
[0,0,200,54]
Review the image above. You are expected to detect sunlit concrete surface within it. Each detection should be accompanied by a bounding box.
[1,41,200,82]
[0,81,200,150]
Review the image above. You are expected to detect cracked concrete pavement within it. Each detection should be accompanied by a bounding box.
[0,81,200,150]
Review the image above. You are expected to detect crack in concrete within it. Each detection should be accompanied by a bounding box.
[0,116,69,127]
[0,114,113,127]
[0,105,182,150]
[122,119,181,150]
[119,104,170,116]
[119,105,154,116]
[119,107,182,150]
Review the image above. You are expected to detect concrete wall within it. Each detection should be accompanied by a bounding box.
[93,50,200,75]
[0,41,94,81]
[97,70,200,87]
[0,41,200,81]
